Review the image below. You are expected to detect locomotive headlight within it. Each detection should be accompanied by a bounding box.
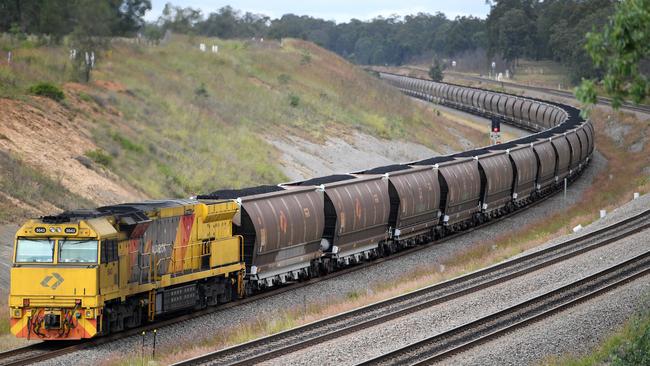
[85,309,94,319]
[50,227,56,233]
[11,308,22,318]
[56,227,62,233]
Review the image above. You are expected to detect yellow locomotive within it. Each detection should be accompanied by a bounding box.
[9,199,244,340]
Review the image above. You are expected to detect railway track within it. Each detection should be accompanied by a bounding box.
[0,341,83,366]
[359,250,650,366]
[0,185,567,366]
[172,209,650,366]
[369,65,650,114]
[443,71,650,114]
[1,72,597,365]
[1,161,595,365]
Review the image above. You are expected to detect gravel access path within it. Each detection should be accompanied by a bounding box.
[264,192,650,366]
[36,147,606,366]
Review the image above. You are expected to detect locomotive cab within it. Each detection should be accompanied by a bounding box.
[9,218,114,340]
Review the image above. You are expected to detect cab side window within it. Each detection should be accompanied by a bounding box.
[101,239,119,263]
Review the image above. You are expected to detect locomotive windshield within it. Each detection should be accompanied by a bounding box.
[15,239,55,263]
[58,239,98,263]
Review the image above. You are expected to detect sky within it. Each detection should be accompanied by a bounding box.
[145,1,491,23]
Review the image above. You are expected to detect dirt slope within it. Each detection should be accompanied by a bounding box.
[0,97,145,206]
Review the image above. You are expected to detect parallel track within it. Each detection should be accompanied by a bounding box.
[359,250,650,366]
[172,210,650,366]
[0,341,82,366]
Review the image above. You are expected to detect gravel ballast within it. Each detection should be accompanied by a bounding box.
[262,221,650,365]
[37,153,608,366]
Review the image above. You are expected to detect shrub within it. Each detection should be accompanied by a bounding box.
[85,149,113,167]
[277,74,291,85]
[289,93,300,107]
[195,83,208,97]
[77,92,93,103]
[428,61,444,82]
[28,82,65,101]
[300,51,311,65]
[112,133,144,153]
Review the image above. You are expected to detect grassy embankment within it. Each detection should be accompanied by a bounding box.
[0,34,482,214]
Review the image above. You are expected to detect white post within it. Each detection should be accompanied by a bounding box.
[7,51,11,64]
[600,210,606,218]
[633,192,640,200]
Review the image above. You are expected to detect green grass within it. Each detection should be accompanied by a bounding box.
[85,149,113,167]
[111,132,144,153]
[544,309,650,366]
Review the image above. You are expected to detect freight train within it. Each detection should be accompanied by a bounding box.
[9,73,593,340]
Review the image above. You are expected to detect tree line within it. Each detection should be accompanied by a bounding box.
[1,0,646,105]
[0,0,619,81]
[0,0,151,41]
[151,1,622,82]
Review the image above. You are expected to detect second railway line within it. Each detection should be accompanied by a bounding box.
[172,209,650,366]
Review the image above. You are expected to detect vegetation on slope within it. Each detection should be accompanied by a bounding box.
[0,34,482,213]
[0,151,93,222]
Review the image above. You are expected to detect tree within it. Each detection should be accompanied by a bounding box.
[142,23,163,44]
[38,0,74,42]
[69,0,115,82]
[429,59,445,81]
[576,0,650,110]
[112,0,152,36]
[496,8,531,67]
[158,3,202,34]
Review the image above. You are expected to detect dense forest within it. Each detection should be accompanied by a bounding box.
[148,0,617,82]
[0,0,638,85]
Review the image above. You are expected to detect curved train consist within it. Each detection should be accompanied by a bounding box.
[9,73,593,340]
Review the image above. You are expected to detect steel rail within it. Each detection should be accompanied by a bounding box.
[0,341,83,366]
[359,251,650,366]
[172,210,650,366]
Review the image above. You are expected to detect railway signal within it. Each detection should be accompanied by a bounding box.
[490,117,501,144]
